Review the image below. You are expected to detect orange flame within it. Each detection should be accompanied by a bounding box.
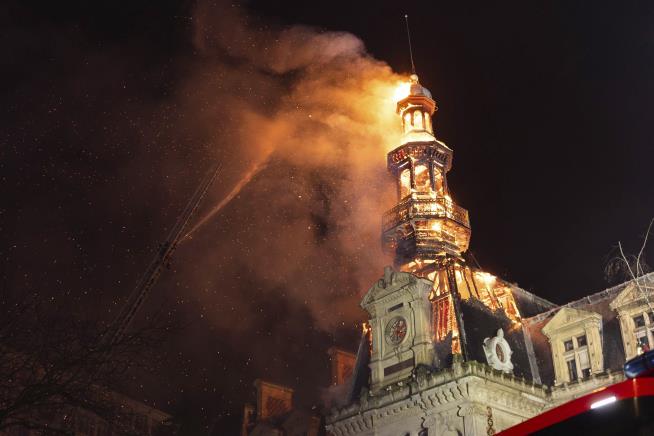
[392,81,411,103]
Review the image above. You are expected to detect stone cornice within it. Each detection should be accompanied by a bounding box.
[549,370,625,404]
[326,360,550,432]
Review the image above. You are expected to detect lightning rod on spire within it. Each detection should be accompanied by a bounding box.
[404,14,416,74]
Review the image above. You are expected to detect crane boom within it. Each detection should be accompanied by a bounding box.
[103,164,221,348]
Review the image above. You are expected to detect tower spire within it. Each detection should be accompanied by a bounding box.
[404,14,416,74]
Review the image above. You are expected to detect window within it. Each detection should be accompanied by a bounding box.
[425,113,432,133]
[399,168,411,198]
[562,335,592,382]
[413,111,424,129]
[542,307,604,385]
[414,164,431,192]
[566,358,578,382]
[564,340,574,352]
[632,310,654,354]
[433,171,444,195]
[610,283,654,360]
[636,330,649,349]
[578,348,591,378]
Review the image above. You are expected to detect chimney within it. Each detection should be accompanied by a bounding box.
[327,347,356,386]
[240,403,255,436]
[253,380,293,420]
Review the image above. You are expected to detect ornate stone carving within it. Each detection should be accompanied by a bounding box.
[483,329,514,373]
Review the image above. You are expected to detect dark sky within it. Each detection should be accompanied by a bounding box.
[3,1,654,434]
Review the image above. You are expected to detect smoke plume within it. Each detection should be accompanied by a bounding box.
[1,0,414,429]
[175,1,407,331]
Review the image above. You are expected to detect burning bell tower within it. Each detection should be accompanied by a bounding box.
[380,74,474,358]
[382,74,471,268]
[361,75,524,393]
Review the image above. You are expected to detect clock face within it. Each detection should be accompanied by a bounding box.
[385,317,408,345]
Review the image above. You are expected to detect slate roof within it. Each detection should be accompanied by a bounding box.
[343,272,654,398]
[521,273,654,386]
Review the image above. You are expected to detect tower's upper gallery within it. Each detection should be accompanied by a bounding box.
[383,75,471,268]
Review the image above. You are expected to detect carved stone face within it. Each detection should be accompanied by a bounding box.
[385,317,408,345]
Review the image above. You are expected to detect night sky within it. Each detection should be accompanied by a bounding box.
[3,1,654,434]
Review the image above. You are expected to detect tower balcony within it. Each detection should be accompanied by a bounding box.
[382,196,471,263]
[382,196,470,232]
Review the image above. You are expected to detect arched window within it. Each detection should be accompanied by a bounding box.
[433,170,444,195]
[414,164,430,192]
[425,113,432,133]
[404,112,412,132]
[399,168,411,198]
[413,110,424,129]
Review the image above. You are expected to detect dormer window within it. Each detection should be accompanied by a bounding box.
[609,277,654,359]
[632,311,654,353]
[542,307,603,385]
[562,335,591,382]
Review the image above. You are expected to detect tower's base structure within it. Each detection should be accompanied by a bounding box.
[322,76,650,435]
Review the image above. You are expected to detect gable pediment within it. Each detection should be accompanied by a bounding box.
[361,266,431,310]
[542,307,601,338]
[610,278,654,311]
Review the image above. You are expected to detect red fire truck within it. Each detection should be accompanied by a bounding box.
[498,350,654,434]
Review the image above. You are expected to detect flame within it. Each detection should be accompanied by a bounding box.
[476,271,496,287]
[393,81,411,103]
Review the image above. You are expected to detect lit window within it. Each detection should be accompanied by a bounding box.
[413,111,424,129]
[433,171,444,195]
[425,113,432,133]
[636,330,649,349]
[414,164,430,192]
[399,168,411,198]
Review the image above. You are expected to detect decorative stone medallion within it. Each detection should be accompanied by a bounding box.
[483,328,514,373]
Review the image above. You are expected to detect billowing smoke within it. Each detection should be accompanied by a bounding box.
[2,0,414,429]
[173,1,407,331]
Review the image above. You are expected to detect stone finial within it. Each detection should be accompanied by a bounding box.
[383,266,394,288]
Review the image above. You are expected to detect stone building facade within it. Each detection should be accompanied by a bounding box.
[324,75,654,435]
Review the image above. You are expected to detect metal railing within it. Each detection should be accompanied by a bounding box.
[382,197,470,231]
